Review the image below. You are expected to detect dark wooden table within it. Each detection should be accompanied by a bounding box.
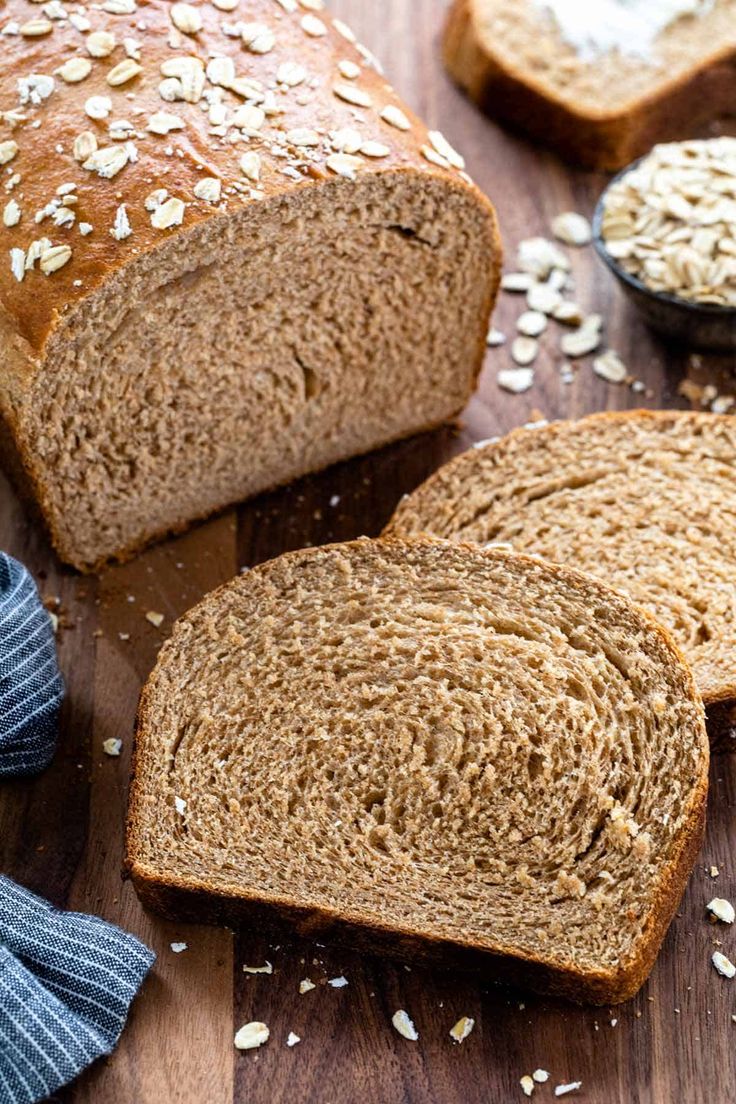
[2,2,736,1101]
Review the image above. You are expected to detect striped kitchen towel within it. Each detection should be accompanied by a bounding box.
[0,553,65,777]
[0,553,155,1101]
[0,877,155,1104]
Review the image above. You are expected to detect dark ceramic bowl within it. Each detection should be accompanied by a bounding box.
[593,163,736,353]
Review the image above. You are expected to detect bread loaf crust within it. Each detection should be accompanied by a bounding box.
[0,1,500,570]
[444,0,736,170]
[126,537,709,1005]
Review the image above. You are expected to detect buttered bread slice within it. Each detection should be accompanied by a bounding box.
[126,538,707,1004]
[387,411,736,707]
[444,0,736,169]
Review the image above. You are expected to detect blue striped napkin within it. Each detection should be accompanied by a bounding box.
[0,877,155,1104]
[0,554,155,1102]
[0,553,64,777]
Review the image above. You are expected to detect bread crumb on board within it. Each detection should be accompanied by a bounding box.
[234,1022,269,1051]
[392,1010,419,1041]
[449,1016,475,1043]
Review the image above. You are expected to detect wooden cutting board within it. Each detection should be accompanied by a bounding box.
[1,2,735,1101]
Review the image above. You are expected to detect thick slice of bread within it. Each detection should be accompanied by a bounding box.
[444,0,736,169]
[126,537,708,1005]
[387,411,736,707]
[0,1,499,573]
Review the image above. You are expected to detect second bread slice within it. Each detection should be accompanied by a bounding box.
[126,537,707,1004]
[387,411,736,707]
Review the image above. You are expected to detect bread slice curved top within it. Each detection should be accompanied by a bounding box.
[387,411,736,706]
[126,537,708,1005]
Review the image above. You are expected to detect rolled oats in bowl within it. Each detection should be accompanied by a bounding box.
[599,138,736,308]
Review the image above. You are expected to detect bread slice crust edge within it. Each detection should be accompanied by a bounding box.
[125,537,709,1005]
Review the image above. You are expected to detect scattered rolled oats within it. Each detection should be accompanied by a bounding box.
[555,1084,582,1097]
[147,110,185,135]
[20,18,53,37]
[242,22,275,53]
[111,204,132,241]
[145,610,165,627]
[86,30,116,57]
[3,199,21,227]
[593,350,627,383]
[360,141,390,159]
[338,59,361,80]
[102,738,122,756]
[551,211,592,247]
[301,13,327,36]
[83,145,129,179]
[239,151,261,182]
[150,197,184,229]
[171,942,188,953]
[533,1071,549,1083]
[333,81,372,109]
[39,244,72,275]
[326,152,362,178]
[277,61,307,87]
[234,1022,270,1050]
[85,95,112,120]
[0,141,19,166]
[391,1010,419,1041]
[299,978,316,994]
[73,131,98,162]
[170,2,202,34]
[501,272,535,293]
[193,177,222,203]
[708,898,735,924]
[428,130,464,171]
[521,1076,535,1098]
[380,104,410,131]
[527,283,562,315]
[327,976,348,988]
[449,1016,475,1043]
[517,310,547,337]
[56,57,92,84]
[243,962,273,974]
[498,367,534,394]
[286,1032,301,1047]
[712,951,736,978]
[510,337,539,366]
[107,59,142,87]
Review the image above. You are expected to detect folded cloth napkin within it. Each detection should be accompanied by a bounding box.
[0,553,155,1101]
[0,878,155,1104]
[0,553,64,777]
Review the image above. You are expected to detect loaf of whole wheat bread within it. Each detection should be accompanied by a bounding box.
[0,0,499,573]
[387,411,736,707]
[126,537,708,1005]
[443,0,736,169]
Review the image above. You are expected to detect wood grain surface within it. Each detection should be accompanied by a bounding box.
[2,2,736,1102]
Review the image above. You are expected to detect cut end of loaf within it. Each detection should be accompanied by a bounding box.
[13,171,498,571]
[126,537,708,1004]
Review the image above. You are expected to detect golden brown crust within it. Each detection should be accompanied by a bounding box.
[125,536,709,1005]
[0,0,486,352]
[443,0,736,170]
[0,0,501,573]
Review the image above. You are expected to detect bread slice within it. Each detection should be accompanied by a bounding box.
[126,537,708,1005]
[387,410,736,707]
[443,0,736,169]
[0,1,499,573]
